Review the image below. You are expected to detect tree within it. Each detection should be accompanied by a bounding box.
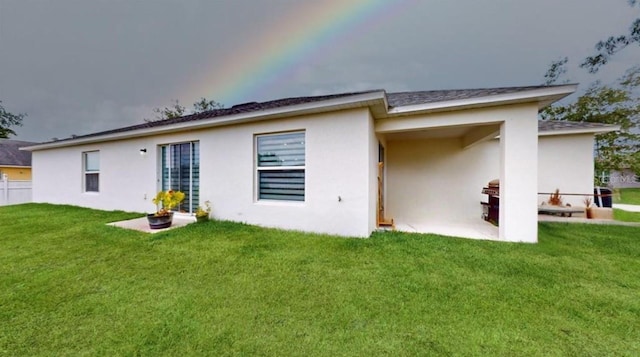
[581,1,640,73]
[542,64,640,176]
[146,97,223,122]
[0,101,26,138]
[543,57,569,85]
[148,99,186,122]
[192,97,224,113]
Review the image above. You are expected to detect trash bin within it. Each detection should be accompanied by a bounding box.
[594,187,612,207]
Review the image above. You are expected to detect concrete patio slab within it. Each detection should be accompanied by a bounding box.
[107,215,196,233]
[395,220,499,241]
[395,213,640,241]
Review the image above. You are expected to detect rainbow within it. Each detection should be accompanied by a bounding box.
[179,0,414,106]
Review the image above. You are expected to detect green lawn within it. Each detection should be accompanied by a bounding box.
[614,188,640,205]
[614,208,640,222]
[1,204,639,356]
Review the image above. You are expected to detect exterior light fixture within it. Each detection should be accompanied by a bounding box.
[140,148,147,156]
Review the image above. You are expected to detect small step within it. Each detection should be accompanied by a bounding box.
[377,218,395,228]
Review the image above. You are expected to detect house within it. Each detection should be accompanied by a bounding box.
[22,85,617,242]
[603,168,640,188]
[0,139,37,180]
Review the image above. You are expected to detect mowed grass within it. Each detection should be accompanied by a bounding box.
[614,208,640,222]
[614,187,640,205]
[1,204,639,356]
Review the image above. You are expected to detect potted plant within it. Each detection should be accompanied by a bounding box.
[195,200,211,223]
[548,189,563,206]
[584,197,593,219]
[147,189,185,229]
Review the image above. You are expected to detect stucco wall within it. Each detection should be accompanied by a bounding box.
[367,111,381,235]
[32,136,159,211]
[202,108,374,237]
[385,132,595,231]
[386,137,497,226]
[538,134,595,206]
[32,108,375,237]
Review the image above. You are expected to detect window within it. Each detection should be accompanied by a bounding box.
[160,142,199,213]
[256,131,305,201]
[83,151,99,192]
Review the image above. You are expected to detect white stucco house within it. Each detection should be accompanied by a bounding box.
[23,84,617,243]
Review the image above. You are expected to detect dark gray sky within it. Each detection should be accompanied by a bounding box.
[1,0,638,142]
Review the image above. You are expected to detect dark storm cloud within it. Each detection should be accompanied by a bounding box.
[0,0,637,142]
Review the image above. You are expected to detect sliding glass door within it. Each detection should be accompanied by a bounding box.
[160,142,199,213]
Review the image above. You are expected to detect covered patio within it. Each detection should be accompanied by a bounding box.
[374,90,567,242]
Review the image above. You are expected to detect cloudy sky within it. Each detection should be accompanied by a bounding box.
[1,0,638,142]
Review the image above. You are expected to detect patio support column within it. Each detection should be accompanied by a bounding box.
[499,115,538,243]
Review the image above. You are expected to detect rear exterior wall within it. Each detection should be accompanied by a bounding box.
[32,108,377,237]
[538,134,595,207]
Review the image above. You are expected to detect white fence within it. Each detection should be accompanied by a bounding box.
[0,174,32,206]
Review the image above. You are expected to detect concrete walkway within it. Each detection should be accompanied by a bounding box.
[613,203,640,212]
[107,215,196,233]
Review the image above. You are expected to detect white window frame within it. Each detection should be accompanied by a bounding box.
[255,131,306,202]
[83,151,100,193]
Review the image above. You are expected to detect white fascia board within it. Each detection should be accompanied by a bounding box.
[539,125,620,137]
[23,91,387,151]
[387,84,578,116]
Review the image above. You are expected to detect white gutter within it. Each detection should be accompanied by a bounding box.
[539,125,620,136]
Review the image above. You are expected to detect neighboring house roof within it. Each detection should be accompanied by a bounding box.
[24,84,583,151]
[0,139,37,167]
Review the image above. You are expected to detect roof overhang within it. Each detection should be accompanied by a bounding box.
[539,125,620,137]
[21,84,580,152]
[385,84,577,117]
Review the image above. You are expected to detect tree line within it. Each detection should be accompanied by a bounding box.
[542,0,640,180]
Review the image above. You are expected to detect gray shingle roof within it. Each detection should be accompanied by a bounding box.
[0,140,37,166]
[386,85,566,107]
[36,84,576,145]
[538,120,617,132]
[56,90,380,143]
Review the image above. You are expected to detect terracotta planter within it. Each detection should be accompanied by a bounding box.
[590,207,614,220]
[147,212,174,229]
[585,207,593,219]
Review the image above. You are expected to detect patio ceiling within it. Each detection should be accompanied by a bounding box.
[382,123,501,149]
